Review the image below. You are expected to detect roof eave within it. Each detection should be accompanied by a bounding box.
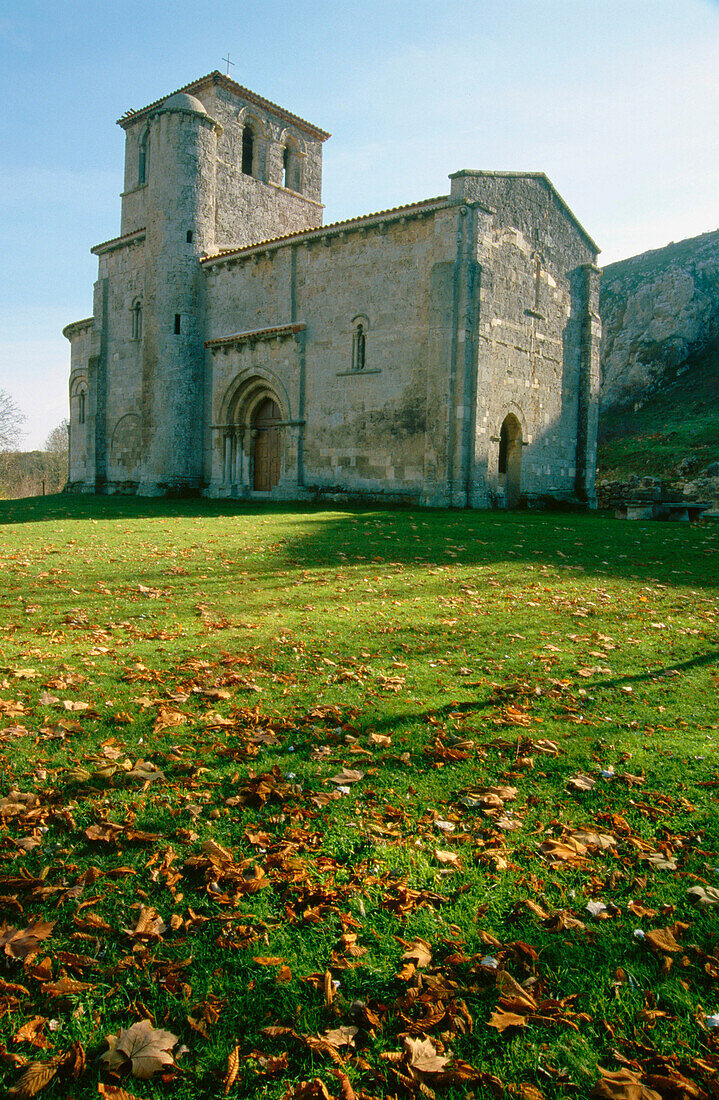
[117,71,330,141]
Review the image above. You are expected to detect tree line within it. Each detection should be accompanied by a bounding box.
[0,388,69,499]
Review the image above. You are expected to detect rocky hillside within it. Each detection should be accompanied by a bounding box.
[600,228,719,410]
[597,229,719,500]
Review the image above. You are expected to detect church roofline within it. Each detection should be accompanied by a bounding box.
[62,317,94,341]
[201,195,452,266]
[117,71,330,141]
[449,170,600,254]
[91,227,146,255]
[205,323,306,349]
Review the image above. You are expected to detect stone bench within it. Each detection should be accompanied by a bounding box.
[617,501,712,521]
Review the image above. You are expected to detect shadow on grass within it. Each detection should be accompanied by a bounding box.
[1,493,718,593]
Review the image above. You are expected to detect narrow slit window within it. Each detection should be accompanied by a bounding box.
[78,391,86,426]
[186,230,193,243]
[138,129,149,185]
[174,314,181,335]
[352,322,366,371]
[241,125,254,175]
[498,420,509,473]
[131,300,142,340]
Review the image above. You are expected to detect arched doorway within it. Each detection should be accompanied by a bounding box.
[253,398,282,490]
[498,414,523,507]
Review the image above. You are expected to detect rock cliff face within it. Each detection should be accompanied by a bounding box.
[600,229,719,410]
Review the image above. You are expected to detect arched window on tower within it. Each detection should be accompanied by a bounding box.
[131,299,142,340]
[241,125,254,176]
[282,139,301,192]
[352,320,367,371]
[138,129,150,185]
[77,389,86,426]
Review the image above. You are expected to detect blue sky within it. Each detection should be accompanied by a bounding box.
[1,0,718,447]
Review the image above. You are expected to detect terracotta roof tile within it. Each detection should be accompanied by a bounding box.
[201,195,450,265]
[118,71,329,140]
[205,323,306,348]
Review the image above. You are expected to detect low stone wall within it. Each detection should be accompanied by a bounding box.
[597,469,719,514]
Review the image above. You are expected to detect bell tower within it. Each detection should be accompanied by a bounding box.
[137,92,221,494]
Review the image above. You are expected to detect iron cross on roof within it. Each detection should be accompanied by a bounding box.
[222,53,235,76]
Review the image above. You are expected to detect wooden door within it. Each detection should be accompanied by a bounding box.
[253,399,282,491]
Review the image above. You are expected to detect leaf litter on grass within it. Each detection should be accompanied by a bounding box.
[0,500,717,1099]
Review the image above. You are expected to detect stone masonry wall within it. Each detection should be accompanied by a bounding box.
[203,206,458,503]
[95,238,146,488]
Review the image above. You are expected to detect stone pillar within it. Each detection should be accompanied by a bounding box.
[575,263,601,505]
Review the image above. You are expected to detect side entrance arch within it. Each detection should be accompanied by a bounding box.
[216,374,289,495]
[498,413,523,507]
[253,398,282,491]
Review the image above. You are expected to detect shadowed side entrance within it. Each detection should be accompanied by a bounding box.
[499,413,523,507]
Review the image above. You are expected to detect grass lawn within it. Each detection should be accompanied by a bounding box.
[0,496,717,1100]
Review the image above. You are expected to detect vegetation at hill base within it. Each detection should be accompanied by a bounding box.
[0,496,717,1100]
[598,337,719,480]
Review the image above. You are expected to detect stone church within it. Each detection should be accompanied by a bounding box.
[64,71,601,507]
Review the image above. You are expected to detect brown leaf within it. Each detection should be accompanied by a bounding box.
[333,1069,356,1100]
[44,977,95,997]
[123,906,166,941]
[13,1018,50,1050]
[401,938,432,969]
[498,971,537,1012]
[327,768,364,785]
[645,928,681,954]
[486,1010,528,1032]
[98,1084,145,1100]
[566,774,596,792]
[286,1081,332,1100]
[8,1056,62,1097]
[593,1066,662,1100]
[687,885,719,908]
[403,1036,449,1073]
[538,837,587,863]
[0,920,55,960]
[321,1027,358,1050]
[223,1044,240,1096]
[434,849,461,867]
[517,1086,546,1100]
[101,1020,177,1079]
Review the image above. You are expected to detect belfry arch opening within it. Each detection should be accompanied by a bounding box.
[498,413,523,508]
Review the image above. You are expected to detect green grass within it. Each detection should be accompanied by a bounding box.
[0,496,717,1100]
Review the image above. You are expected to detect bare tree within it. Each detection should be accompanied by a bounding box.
[0,389,25,454]
[45,418,69,455]
[44,418,70,492]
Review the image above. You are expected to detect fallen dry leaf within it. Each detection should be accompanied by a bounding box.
[403,1036,449,1073]
[687,885,719,908]
[593,1065,662,1100]
[123,906,166,941]
[98,1085,145,1100]
[321,1026,358,1049]
[0,920,55,960]
[645,927,682,954]
[8,1056,64,1098]
[327,768,364,785]
[566,773,596,792]
[101,1019,177,1079]
[487,1010,528,1032]
[222,1044,240,1096]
